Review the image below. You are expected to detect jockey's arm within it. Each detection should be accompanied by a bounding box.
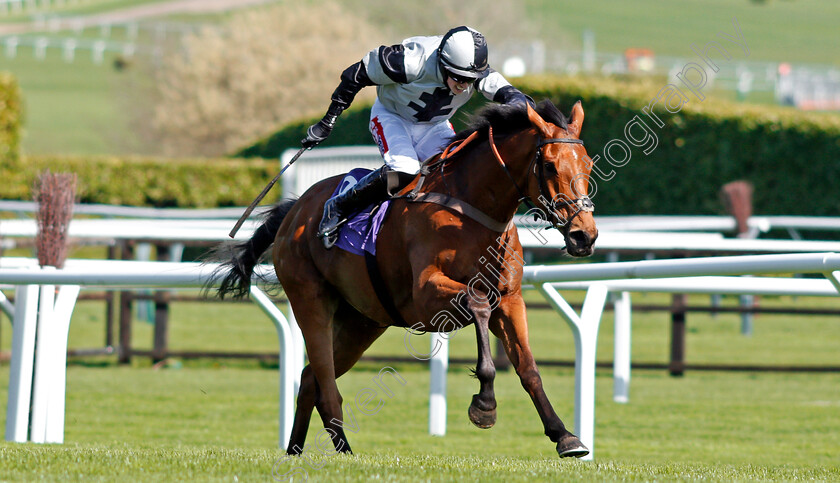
[477,70,536,108]
[302,61,376,148]
[329,61,376,114]
[303,44,404,148]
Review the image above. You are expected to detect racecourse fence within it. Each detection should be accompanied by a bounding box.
[5,213,840,368]
[2,252,839,460]
[0,0,89,16]
[0,258,301,448]
[4,143,840,360]
[2,34,141,63]
[1,0,93,13]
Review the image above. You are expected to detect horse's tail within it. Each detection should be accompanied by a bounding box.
[208,198,297,299]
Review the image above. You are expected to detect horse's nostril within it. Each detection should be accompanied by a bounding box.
[568,230,591,248]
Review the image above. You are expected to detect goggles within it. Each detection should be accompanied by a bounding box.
[447,71,475,85]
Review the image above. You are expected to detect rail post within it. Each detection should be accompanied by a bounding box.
[612,291,632,403]
[538,282,608,461]
[5,284,39,443]
[669,293,687,377]
[118,240,133,364]
[248,286,295,450]
[151,243,171,363]
[429,332,448,436]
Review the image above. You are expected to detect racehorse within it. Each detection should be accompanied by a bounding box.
[212,99,598,458]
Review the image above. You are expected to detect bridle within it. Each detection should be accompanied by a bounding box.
[488,127,595,233]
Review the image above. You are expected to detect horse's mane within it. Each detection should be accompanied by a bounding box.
[451,99,570,144]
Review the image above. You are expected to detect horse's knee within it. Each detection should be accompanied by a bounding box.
[463,295,492,322]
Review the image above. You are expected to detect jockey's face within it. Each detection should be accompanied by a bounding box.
[446,76,471,95]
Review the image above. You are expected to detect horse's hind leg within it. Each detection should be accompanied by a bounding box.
[287,365,317,455]
[490,294,589,458]
[286,300,386,455]
[312,305,386,454]
[278,276,355,455]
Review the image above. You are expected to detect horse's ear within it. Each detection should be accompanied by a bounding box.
[526,103,552,137]
[568,101,584,138]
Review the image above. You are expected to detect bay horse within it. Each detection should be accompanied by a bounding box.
[213,100,598,458]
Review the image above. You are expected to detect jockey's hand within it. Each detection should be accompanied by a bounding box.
[301,113,338,149]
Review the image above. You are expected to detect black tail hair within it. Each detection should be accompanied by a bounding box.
[206,198,297,299]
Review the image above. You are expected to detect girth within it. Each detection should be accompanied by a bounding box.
[409,192,513,233]
[364,248,409,327]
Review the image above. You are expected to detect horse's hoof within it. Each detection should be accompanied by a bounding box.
[468,404,496,428]
[556,434,589,458]
[468,397,497,429]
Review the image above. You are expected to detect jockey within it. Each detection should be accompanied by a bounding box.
[302,26,533,247]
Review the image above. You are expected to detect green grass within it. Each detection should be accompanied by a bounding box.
[0,52,146,156]
[0,280,839,480]
[0,363,838,481]
[525,0,840,66]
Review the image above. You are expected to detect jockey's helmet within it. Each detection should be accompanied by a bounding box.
[438,26,490,81]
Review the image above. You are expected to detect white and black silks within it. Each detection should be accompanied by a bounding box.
[324,34,534,125]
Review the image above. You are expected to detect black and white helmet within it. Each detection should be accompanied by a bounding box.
[438,26,490,80]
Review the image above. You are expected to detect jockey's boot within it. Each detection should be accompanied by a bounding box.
[318,166,416,249]
[319,166,389,249]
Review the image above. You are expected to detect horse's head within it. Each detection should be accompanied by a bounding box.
[525,101,598,257]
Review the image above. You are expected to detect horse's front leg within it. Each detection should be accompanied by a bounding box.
[463,293,497,428]
[412,271,497,428]
[491,293,589,458]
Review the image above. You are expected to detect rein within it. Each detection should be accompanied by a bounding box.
[401,124,594,234]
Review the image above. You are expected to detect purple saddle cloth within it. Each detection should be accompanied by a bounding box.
[330,168,391,256]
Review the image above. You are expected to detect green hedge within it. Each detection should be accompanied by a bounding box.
[518,76,840,216]
[0,73,22,167]
[1,155,279,208]
[237,76,840,216]
[237,107,377,158]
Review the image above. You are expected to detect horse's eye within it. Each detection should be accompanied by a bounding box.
[544,162,559,175]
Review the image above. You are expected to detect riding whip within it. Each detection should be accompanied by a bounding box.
[228,146,308,238]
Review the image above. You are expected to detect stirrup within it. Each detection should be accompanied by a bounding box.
[322,231,338,249]
[318,218,347,249]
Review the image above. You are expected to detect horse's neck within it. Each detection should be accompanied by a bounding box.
[436,130,535,224]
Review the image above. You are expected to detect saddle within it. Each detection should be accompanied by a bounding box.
[327,168,391,257]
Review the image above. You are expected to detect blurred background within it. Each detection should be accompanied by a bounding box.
[0,0,837,158]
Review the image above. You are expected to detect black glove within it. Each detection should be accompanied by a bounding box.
[301,103,344,149]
